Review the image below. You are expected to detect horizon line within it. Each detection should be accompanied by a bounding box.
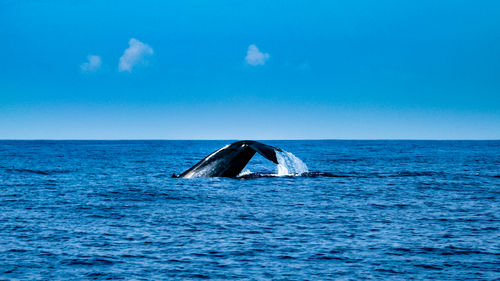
[1,138,499,141]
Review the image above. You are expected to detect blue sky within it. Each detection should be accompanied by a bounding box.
[1,0,499,139]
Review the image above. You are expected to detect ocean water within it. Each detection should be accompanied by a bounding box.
[0,140,499,280]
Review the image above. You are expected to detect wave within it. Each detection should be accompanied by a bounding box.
[237,172,346,179]
[236,170,486,179]
[381,171,446,177]
[5,168,73,175]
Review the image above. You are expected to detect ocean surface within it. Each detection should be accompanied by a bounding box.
[0,140,499,280]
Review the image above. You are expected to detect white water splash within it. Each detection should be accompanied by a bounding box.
[276,150,309,176]
[237,169,252,177]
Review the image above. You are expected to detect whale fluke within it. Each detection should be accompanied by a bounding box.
[175,140,282,178]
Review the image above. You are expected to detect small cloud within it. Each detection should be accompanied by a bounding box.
[118,38,154,72]
[80,55,102,72]
[245,44,269,66]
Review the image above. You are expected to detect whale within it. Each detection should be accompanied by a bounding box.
[173,140,282,178]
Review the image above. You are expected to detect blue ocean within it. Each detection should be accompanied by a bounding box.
[0,140,499,280]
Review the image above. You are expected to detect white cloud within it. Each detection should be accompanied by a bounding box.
[245,44,269,66]
[80,55,102,72]
[118,38,154,72]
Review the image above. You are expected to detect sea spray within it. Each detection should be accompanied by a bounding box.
[237,169,253,177]
[276,150,309,176]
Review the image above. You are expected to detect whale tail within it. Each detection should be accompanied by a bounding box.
[176,140,282,178]
[248,141,281,164]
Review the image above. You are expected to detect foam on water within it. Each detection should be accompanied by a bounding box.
[237,169,253,177]
[276,150,309,176]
